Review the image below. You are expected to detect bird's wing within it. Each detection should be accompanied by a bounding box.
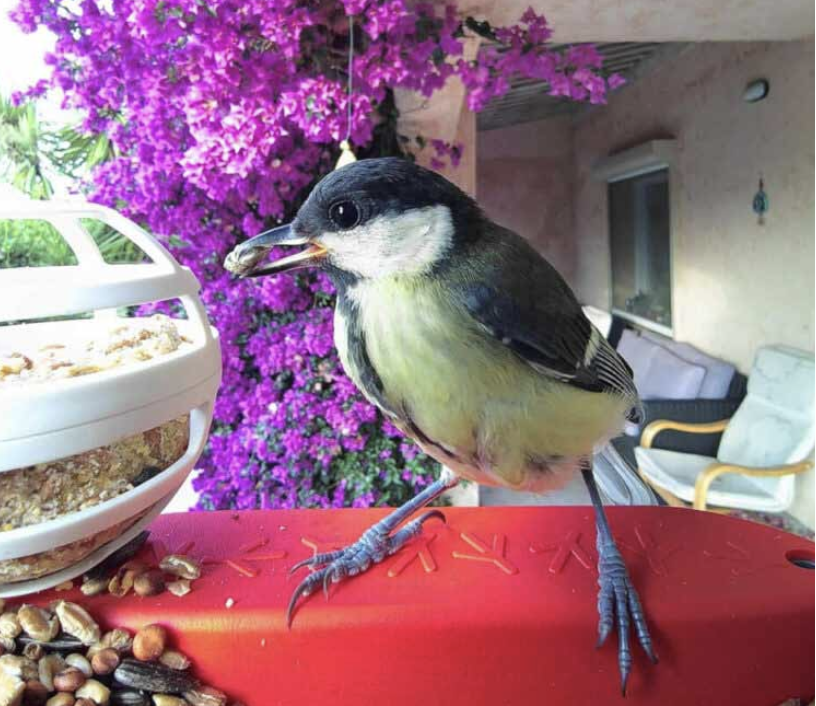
[454,229,639,405]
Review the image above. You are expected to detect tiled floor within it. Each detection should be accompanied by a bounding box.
[728,509,815,540]
[480,474,591,507]
[482,481,815,541]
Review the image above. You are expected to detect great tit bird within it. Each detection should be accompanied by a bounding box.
[225,157,656,694]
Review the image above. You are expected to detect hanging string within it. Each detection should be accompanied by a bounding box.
[335,13,358,169]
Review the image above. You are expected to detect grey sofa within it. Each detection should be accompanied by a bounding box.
[605,321,747,473]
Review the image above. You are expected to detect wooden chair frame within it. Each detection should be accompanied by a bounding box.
[637,419,813,511]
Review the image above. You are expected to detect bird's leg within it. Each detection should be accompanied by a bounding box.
[582,459,657,695]
[287,469,458,626]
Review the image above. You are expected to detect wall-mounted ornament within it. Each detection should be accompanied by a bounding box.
[743,79,770,103]
[752,176,769,225]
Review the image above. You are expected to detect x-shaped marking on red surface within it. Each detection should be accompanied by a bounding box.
[300,535,345,557]
[452,531,518,575]
[701,539,784,577]
[529,530,595,574]
[387,533,439,578]
[201,537,287,578]
[617,524,681,577]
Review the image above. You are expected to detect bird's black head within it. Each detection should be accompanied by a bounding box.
[224,157,482,280]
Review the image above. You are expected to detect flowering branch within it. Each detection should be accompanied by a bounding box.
[10,0,621,510]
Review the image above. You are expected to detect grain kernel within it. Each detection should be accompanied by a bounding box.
[165,581,191,598]
[183,686,227,706]
[74,679,111,704]
[0,671,24,706]
[0,613,22,639]
[53,604,100,647]
[157,651,189,671]
[152,697,186,706]
[38,655,66,691]
[79,579,108,598]
[18,606,60,645]
[45,695,75,706]
[0,655,38,680]
[100,629,133,655]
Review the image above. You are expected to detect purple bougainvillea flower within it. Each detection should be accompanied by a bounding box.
[12,0,616,510]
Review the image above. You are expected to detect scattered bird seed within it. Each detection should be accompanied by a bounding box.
[84,531,151,582]
[53,604,100,647]
[132,626,167,662]
[114,659,199,694]
[165,580,191,598]
[158,555,201,580]
[2,597,229,706]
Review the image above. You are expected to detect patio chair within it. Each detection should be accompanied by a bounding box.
[635,345,814,512]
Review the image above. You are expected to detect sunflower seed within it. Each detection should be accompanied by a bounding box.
[19,634,84,653]
[113,660,198,694]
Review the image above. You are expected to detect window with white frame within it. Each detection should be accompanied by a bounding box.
[608,167,672,332]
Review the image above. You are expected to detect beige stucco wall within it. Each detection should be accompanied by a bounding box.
[477,116,577,282]
[570,41,815,526]
[474,40,814,526]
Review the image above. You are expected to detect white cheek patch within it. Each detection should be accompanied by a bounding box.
[319,204,454,279]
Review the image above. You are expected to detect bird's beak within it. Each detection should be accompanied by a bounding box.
[223,223,328,278]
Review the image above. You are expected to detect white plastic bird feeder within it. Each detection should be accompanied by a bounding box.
[0,197,221,597]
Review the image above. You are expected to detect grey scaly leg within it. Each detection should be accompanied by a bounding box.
[582,459,657,695]
[287,470,458,626]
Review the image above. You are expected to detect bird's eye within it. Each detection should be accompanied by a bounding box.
[328,201,360,230]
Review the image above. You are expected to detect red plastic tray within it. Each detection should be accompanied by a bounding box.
[18,507,815,705]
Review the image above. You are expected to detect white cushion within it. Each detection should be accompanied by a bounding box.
[618,330,706,400]
[635,446,786,512]
[642,345,706,400]
[718,346,815,468]
[745,345,814,413]
[635,347,814,514]
[718,396,813,468]
[643,332,735,399]
[617,330,657,394]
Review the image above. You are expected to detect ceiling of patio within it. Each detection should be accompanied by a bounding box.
[461,0,813,42]
[477,42,677,131]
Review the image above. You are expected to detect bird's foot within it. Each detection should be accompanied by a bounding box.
[595,540,657,696]
[287,508,445,627]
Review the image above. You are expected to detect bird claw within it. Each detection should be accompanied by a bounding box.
[286,509,445,628]
[595,542,657,696]
[289,549,345,575]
